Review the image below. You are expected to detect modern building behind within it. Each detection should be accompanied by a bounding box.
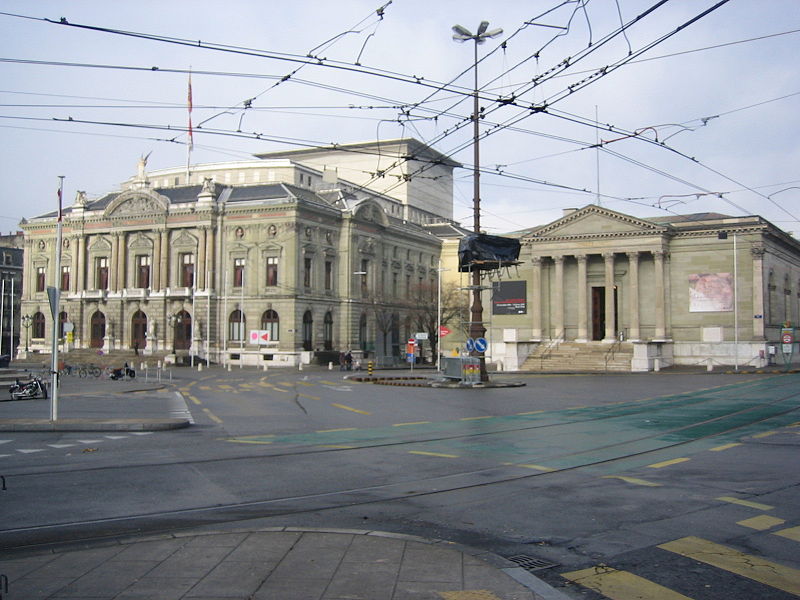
[0,232,23,360]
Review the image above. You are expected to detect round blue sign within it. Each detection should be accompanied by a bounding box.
[474,337,488,352]
[465,338,476,352]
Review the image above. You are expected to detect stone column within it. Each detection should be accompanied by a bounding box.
[76,235,86,292]
[654,250,667,339]
[160,229,170,290]
[198,227,207,290]
[576,254,588,341]
[531,256,542,339]
[627,251,640,341]
[117,232,127,291]
[553,255,565,340]
[205,225,215,291]
[152,229,162,292]
[110,233,119,291]
[603,252,616,341]
[751,244,766,340]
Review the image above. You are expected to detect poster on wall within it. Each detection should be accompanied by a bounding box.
[492,280,527,315]
[688,272,733,312]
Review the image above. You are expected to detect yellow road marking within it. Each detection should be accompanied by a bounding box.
[709,442,741,451]
[438,591,502,600]
[647,457,690,469]
[602,475,662,487]
[517,410,545,415]
[717,496,774,511]
[320,380,337,385]
[187,394,202,406]
[218,384,234,390]
[774,526,800,542]
[737,515,786,531]
[318,444,356,449]
[659,536,800,595]
[331,403,370,415]
[202,408,223,424]
[753,430,778,439]
[561,566,693,600]
[514,463,555,472]
[409,451,459,458]
[393,421,431,427]
[460,416,493,421]
[298,393,320,401]
[296,381,315,387]
[317,427,357,433]
[227,439,273,445]
[198,385,212,391]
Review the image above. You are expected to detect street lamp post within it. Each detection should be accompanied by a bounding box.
[21,314,31,354]
[452,21,502,382]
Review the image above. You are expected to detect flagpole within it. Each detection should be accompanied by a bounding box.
[186,70,193,184]
[51,176,64,422]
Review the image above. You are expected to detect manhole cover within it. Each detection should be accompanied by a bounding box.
[507,554,559,572]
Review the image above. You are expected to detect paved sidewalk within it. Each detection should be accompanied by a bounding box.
[0,528,568,600]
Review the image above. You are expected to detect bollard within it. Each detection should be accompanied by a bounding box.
[263,362,268,372]
[328,361,333,370]
[227,362,232,372]
[654,358,661,372]
[198,363,203,372]
[368,361,374,376]
[707,357,713,372]
[299,362,303,371]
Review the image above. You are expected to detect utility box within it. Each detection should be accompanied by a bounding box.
[442,356,481,383]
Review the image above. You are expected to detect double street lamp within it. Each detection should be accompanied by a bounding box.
[452,21,502,381]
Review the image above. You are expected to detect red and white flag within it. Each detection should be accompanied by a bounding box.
[187,72,194,150]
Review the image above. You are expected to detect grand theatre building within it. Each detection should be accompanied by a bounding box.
[19,139,463,367]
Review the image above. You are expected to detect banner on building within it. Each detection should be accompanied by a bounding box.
[688,272,733,312]
[492,280,527,315]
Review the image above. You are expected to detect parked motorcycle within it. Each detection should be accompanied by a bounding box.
[8,377,48,400]
[110,365,136,381]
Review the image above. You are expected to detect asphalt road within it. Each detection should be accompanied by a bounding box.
[1,366,799,599]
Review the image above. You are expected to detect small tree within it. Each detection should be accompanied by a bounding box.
[407,281,468,361]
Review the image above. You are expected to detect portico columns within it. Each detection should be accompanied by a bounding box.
[654,250,667,339]
[198,227,207,289]
[603,252,616,341]
[159,229,169,289]
[627,251,640,341]
[531,256,542,339]
[751,244,766,340]
[576,254,588,341]
[553,255,565,340]
[152,229,162,291]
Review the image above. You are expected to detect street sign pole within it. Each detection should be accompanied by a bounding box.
[50,176,65,422]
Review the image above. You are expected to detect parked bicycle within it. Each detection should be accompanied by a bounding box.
[77,364,102,378]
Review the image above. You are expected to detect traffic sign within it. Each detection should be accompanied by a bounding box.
[439,326,452,337]
[474,337,488,352]
[465,338,476,352]
[782,332,793,344]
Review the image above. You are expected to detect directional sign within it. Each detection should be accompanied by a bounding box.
[465,338,476,352]
[474,337,488,353]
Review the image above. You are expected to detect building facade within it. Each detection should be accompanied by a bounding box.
[18,139,461,366]
[0,233,23,360]
[487,205,800,371]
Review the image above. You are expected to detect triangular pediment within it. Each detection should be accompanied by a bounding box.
[525,205,669,240]
[105,189,169,217]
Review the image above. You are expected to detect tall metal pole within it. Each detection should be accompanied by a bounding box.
[733,233,739,371]
[51,176,64,422]
[436,259,442,371]
[0,279,5,356]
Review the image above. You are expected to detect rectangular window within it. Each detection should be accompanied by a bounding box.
[233,258,245,287]
[324,260,333,291]
[36,266,46,292]
[180,253,195,288]
[137,255,151,289]
[60,266,70,291]
[96,258,109,290]
[392,272,398,296]
[360,259,369,298]
[406,274,411,298]
[266,257,278,287]
[303,257,312,288]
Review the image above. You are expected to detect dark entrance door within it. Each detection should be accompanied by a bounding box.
[591,287,605,341]
[90,311,105,348]
[174,310,191,350]
[131,310,147,350]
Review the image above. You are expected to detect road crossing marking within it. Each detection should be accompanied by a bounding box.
[774,526,800,542]
[77,439,104,444]
[104,435,127,440]
[647,457,690,469]
[460,416,493,421]
[48,443,76,448]
[316,427,357,433]
[409,450,459,458]
[752,430,778,439]
[717,496,774,511]
[0,440,11,445]
[297,393,320,401]
[331,403,370,415]
[602,475,662,487]
[658,536,800,595]
[737,515,786,530]
[709,442,741,451]
[17,449,45,454]
[561,566,693,600]
[393,421,430,427]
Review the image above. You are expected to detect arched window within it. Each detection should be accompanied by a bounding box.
[131,310,147,350]
[323,311,333,351]
[174,310,191,350]
[58,311,68,338]
[229,310,245,341]
[359,313,368,352]
[302,310,313,351]
[32,312,46,339]
[260,309,279,342]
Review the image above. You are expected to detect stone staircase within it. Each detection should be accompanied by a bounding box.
[521,341,634,372]
[20,348,173,370]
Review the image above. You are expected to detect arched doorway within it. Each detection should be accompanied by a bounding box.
[131,310,147,351]
[174,310,191,351]
[302,310,313,351]
[323,311,333,351]
[90,311,105,348]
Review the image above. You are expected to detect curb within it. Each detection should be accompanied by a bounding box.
[0,417,191,432]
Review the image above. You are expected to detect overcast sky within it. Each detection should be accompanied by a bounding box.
[1,1,798,236]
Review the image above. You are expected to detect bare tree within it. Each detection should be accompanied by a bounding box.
[407,281,468,361]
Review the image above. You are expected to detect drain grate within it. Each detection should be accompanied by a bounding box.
[507,554,559,572]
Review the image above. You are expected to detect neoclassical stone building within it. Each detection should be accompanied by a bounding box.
[488,205,800,371]
[19,139,462,366]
